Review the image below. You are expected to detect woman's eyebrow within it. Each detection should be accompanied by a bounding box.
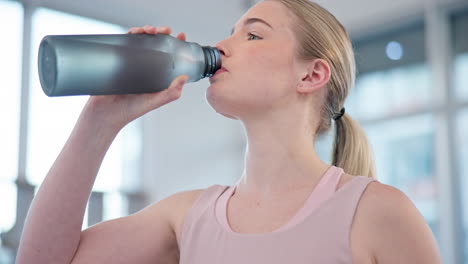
[231,17,273,36]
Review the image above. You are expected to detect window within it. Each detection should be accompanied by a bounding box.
[0,5,143,261]
[365,115,438,235]
[458,109,468,263]
[350,64,431,119]
[452,9,468,263]
[27,8,128,191]
[349,23,431,120]
[27,8,143,230]
[0,0,22,237]
[0,2,23,181]
[455,54,468,100]
[453,10,468,101]
[343,23,441,240]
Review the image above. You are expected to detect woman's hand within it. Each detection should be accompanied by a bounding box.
[86,25,189,131]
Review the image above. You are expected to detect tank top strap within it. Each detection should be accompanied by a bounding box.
[317,175,377,242]
[276,166,343,231]
[179,184,228,250]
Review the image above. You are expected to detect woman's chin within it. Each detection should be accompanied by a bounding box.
[206,82,229,104]
[206,92,239,120]
[219,112,238,119]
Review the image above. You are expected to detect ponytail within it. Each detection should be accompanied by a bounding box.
[332,113,376,178]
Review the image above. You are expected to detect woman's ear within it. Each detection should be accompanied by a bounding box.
[297,59,331,94]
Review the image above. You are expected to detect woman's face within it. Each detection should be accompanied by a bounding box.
[207,0,305,120]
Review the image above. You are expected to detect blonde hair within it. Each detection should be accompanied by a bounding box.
[269,0,376,178]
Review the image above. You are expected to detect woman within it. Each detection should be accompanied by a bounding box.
[17,0,442,263]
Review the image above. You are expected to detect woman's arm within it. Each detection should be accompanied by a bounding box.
[16,101,122,263]
[16,25,189,264]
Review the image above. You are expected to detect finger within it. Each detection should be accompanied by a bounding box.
[128,27,140,34]
[166,75,189,97]
[146,75,189,108]
[176,32,186,41]
[129,27,145,34]
[143,25,157,34]
[157,26,172,35]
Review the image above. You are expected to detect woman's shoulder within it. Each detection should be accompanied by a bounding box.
[354,178,420,228]
[353,180,442,263]
[358,180,419,219]
[166,185,227,246]
[167,184,227,216]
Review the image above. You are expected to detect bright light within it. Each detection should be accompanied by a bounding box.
[386,41,404,61]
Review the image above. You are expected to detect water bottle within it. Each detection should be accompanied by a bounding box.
[38,34,221,96]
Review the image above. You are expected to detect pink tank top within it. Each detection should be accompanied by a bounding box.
[179,166,376,263]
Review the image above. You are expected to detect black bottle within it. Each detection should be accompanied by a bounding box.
[38,34,221,96]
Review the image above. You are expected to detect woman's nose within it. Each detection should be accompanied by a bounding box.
[215,39,230,57]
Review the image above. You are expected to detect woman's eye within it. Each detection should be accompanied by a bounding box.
[248,33,261,40]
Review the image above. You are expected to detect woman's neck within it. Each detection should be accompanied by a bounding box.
[236,115,330,200]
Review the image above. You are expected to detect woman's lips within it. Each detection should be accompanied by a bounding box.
[213,67,228,76]
[209,67,228,82]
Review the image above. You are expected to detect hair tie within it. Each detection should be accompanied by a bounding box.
[333,107,345,121]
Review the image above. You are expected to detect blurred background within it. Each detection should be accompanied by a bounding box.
[0,0,467,263]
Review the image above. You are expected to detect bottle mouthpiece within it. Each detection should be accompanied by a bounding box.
[202,47,222,78]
